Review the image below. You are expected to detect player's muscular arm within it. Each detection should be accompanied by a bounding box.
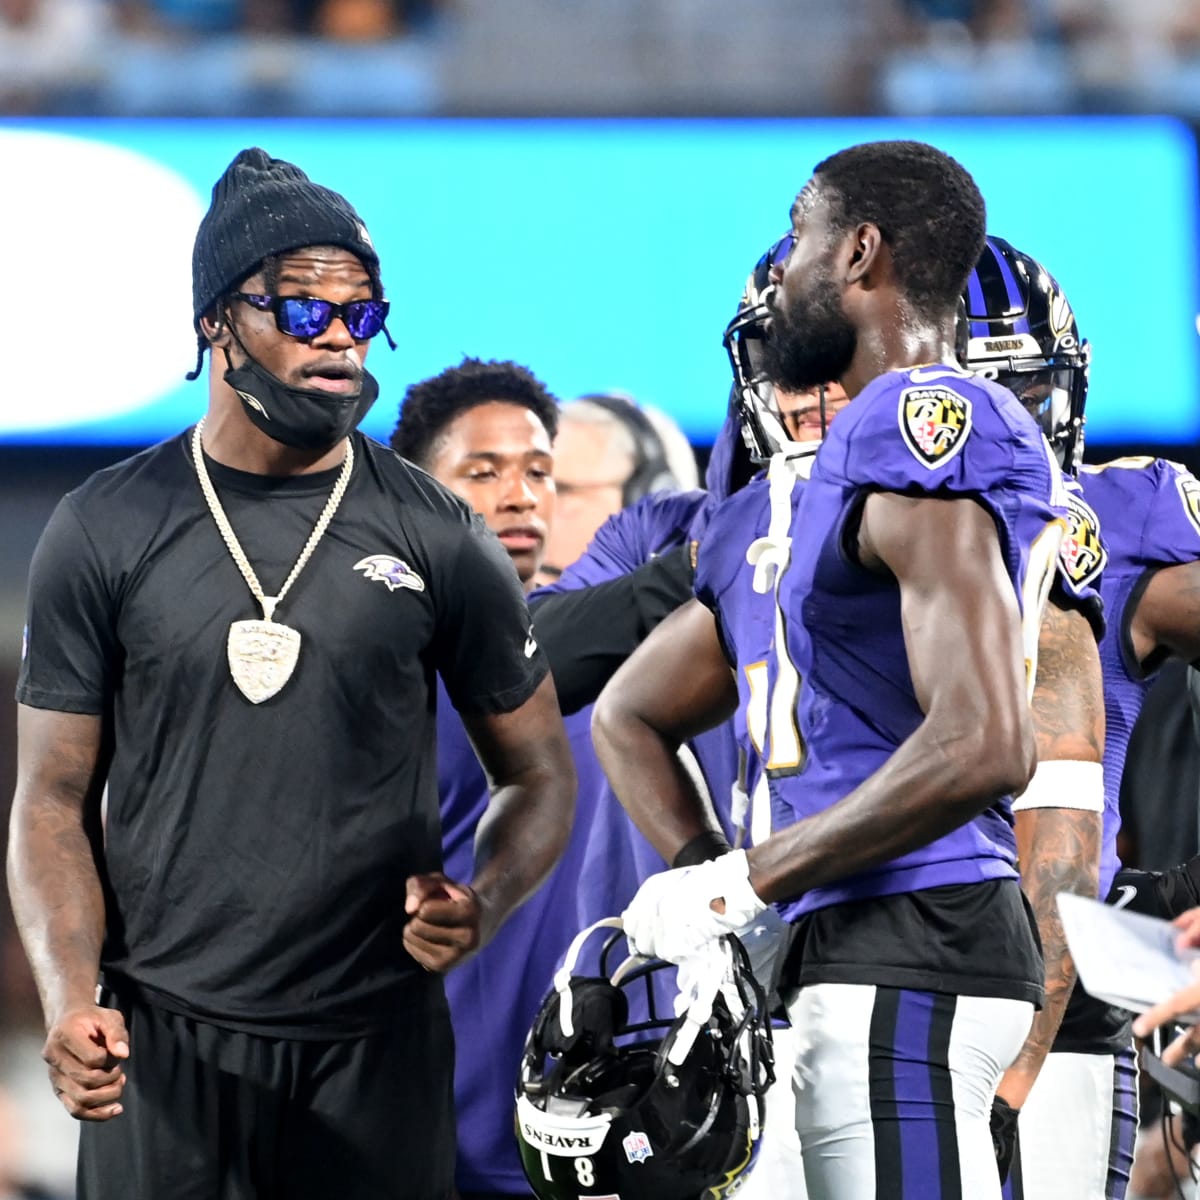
[405,674,576,972]
[998,600,1104,1109]
[1129,560,1200,668]
[592,598,739,864]
[747,493,1036,902]
[8,706,129,1120]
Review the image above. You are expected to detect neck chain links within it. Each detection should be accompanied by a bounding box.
[191,419,355,704]
[191,417,354,622]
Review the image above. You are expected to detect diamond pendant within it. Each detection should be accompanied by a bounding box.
[227,617,301,704]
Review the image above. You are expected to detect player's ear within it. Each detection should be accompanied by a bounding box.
[845,222,884,285]
[199,302,231,349]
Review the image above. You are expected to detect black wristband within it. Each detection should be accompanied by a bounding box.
[1157,854,1200,919]
[1108,867,1166,917]
[672,830,733,870]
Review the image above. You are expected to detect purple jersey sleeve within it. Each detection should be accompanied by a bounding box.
[1079,458,1200,577]
[830,365,1055,503]
[1075,458,1200,895]
[1136,458,1200,566]
[527,486,743,838]
[529,489,709,596]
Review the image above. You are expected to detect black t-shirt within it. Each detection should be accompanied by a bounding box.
[17,431,547,1037]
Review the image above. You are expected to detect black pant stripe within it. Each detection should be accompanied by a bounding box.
[869,985,905,1194]
[927,991,962,1200]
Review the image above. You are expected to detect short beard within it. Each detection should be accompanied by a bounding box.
[763,273,857,394]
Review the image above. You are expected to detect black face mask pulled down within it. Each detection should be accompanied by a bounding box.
[223,348,379,452]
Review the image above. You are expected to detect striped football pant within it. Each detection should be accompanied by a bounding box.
[1002,1045,1138,1200]
[787,982,1034,1199]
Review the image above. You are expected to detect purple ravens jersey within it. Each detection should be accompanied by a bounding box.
[1078,457,1200,895]
[695,475,775,808]
[695,460,1102,856]
[772,364,1068,921]
[694,456,821,832]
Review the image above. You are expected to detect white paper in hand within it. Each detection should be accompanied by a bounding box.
[1057,892,1200,1016]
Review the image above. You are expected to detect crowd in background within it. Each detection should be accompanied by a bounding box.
[5,0,1200,116]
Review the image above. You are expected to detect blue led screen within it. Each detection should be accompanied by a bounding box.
[2,116,1195,446]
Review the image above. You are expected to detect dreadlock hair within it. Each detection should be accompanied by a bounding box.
[392,357,560,469]
[813,140,986,319]
[184,250,387,381]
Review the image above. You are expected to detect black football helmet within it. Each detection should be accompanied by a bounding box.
[962,235,1090,474]
[515,919,774,1200]
[723,233,798,462]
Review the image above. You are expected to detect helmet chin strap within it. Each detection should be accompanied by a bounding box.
[553,918,624,1039]
[818,383,828,439]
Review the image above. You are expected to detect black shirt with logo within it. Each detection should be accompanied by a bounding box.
[17,430,547,1038]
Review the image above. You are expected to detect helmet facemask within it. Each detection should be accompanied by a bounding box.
[723,233,816,464]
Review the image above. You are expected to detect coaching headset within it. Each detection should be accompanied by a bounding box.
[577,392,682,506]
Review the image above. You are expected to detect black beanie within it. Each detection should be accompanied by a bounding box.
[191,147,381,328]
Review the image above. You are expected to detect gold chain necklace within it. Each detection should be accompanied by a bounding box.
[191,418,355,703]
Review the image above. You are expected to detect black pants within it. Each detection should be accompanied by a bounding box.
[78,988,456,1200]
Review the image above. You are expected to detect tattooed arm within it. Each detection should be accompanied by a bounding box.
[996,599,1104,1109]
[7,706,129,1121]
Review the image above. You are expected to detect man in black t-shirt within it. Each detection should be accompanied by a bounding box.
[7,149,575,1200]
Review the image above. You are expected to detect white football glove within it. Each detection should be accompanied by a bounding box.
[674,942,735,1018]
[621,849,767,964]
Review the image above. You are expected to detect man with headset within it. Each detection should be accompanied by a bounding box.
[529,392,715,715]
[536,392,695,586]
